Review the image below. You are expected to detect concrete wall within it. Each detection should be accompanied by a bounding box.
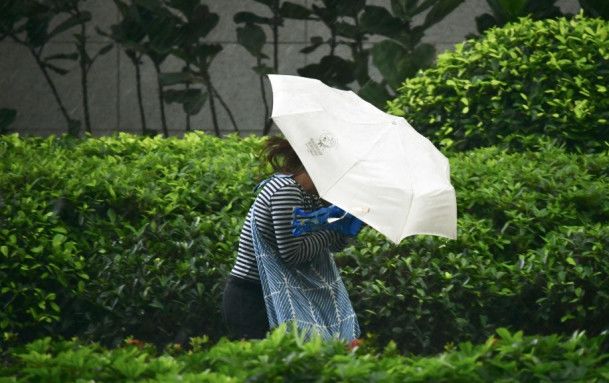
[0,0,580,137]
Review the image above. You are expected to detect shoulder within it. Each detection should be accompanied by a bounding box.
[258,175,302,202]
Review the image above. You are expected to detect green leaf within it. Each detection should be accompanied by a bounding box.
[146,14,184,54]
[25,14,51,48]
[337,0,366,16]
[489,0,528,20]
[300,36,324,54]
[97,43,114,57]
[48,13,92,39]
[44,53,78,62]
[358,81,392,109]
[251,0,274,7]
[107,208,117,223]
[335,21,358,39]
[194,44,223,61]
[496,327,511,340]
[159,72,199,86]
[372,40,418,89]
[297,55,356,88]
[134,0,163,11]
[424,0,465,28]
[580,0,609,19]
[475,13,498,34]
[168,0,200,15]
[237,24,266,57]
[164,89,208,115]
[52,234,65,249]
[279,2,312,19]
[253,64,274,75]
[107,185,116,199]
[566,257,576,266]
[43,63,70,76]
[187,6,219,37]
[234,11,272,25]
[360,6,404,37]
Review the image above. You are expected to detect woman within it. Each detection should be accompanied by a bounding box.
[221,136,362,340]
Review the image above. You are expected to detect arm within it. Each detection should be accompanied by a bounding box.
[328,234,351,253]
[270,185,342,265]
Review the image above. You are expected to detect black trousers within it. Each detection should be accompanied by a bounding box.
[221,275,270,340]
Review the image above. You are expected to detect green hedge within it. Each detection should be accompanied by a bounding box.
[0,132,268,347]
[1,326,608,382]
[388,14,609,153]
[1,133,608,354]
[345,142,609,353]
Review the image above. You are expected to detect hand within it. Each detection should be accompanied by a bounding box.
[292,205,345,236]
[327,213,364,237]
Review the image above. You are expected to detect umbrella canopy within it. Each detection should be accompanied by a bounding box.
[268,74,457,243]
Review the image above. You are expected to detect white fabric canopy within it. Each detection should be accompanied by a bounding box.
[268,74,457,243]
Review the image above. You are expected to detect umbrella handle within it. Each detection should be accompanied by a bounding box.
[327,212,348,224]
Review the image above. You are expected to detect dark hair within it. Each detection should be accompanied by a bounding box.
[264,136,303,174]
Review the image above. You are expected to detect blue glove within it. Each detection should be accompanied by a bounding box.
[328,213,364,237]
[292,205,345,236]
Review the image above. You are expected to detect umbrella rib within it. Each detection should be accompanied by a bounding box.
[392,121,414,241]
[320,127,390,197]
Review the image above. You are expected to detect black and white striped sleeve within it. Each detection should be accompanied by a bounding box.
[270,184,343,265]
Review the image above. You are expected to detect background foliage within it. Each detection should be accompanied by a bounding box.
[1,326,609,382]
[2,0,605,136]
[388,14,609,153]
[2,8,609,380]
[2,132,608,354]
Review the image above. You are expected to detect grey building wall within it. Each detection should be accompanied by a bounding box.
[0,0,580,137]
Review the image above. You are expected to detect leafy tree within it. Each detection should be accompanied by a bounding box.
[106,0,237,137]
[161,0,240,136]
[389,14,609,153]
[290,0,464,108]
[472,0,563,36]
[234,0,310,134]
[0,0,88,136]
[101,1,152,136]
[66,1,114,135]
[579,0,609,19]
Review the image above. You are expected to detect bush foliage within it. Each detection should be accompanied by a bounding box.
[344,141,609,352]
[1,133,608,354]
[388,14,609,153]
[1,326,608,382]
[0,132,268,347]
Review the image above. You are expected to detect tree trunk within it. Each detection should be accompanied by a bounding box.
[185,76,191,132]
[153,62,169,137]
[205,74,220,137]
[260,65,272,135]
[132,56,148,135]
[32,50,77,135]
[79,22,92,134]
[272,0,279,72]
[211,83,240,135]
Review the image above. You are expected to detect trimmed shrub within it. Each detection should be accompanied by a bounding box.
[387,14,609,153]
[1,133,608,354]
[0,132,269,346]
[343,143,609,353]
[1,326,608,382]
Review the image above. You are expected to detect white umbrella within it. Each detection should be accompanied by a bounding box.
[268,74,457,243]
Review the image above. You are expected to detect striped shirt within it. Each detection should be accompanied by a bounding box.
[230,174,349,283]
